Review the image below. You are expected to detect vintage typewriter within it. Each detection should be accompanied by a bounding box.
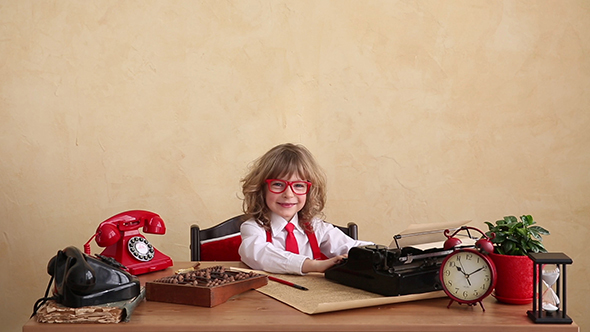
[325,222,476,296]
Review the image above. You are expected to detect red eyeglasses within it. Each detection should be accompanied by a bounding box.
[265,179,312,195]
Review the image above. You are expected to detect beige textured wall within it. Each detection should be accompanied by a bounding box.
[2,1,589,331]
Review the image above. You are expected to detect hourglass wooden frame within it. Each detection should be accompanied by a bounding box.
[527,252,573,324]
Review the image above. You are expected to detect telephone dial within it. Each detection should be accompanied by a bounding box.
[84,210,173,275]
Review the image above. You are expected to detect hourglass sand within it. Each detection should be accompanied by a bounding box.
[541,265,560,312]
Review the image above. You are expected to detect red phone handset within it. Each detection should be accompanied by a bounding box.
[84,210,173,275]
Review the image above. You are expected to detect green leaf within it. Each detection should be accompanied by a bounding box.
[502,241,514,254]
[493,233,506,243]
[520,215,534,226]
[529,225,550,236]
[505,216,518,224]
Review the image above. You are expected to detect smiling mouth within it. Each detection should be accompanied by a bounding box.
[279,203,296,208]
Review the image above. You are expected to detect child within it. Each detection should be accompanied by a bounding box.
[238,143,372,275]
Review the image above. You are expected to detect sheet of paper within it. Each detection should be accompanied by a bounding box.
[407,237,476,251]
[389,220,471,248]
[232,267,445,314]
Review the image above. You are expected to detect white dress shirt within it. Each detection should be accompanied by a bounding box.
[238,212,372,275]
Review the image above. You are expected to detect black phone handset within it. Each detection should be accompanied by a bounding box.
[50,246,96,297]
[31,246,141,317]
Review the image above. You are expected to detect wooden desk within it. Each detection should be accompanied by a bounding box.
[23,262,579,332]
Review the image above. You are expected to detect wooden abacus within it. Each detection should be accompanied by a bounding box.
[145,266,268,307]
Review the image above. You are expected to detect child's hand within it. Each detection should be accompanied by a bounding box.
[302,254,347,273]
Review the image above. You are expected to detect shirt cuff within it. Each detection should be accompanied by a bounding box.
[291,255,309,275]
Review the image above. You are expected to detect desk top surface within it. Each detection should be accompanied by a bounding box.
[23,262,579,332]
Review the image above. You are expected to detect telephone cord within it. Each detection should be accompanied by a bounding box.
[30,274,57,318]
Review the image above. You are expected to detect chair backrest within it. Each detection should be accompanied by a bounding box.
[190,216,359,261]
[190,215,245,261]
[335,222,358,241]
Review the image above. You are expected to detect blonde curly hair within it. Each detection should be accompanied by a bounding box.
[241,143,327,231]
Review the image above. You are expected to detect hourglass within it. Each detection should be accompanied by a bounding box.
[527,252,573,324]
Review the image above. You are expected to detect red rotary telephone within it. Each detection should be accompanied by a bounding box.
[84,210,173,275]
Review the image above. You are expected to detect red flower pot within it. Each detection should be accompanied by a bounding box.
[489,252,534,304]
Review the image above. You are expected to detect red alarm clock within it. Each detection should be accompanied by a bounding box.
[440,226,497,311]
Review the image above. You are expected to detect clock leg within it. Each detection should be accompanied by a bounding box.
[447,299,454,309]
[479,301,486,312]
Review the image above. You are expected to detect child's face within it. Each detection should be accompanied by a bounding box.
[265,173,307,222]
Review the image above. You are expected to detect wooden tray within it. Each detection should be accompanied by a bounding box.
[145,266,268,307]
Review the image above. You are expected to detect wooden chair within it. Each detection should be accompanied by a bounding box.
[190,215,359,261]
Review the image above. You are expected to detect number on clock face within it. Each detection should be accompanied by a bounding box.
[440,249,495,302]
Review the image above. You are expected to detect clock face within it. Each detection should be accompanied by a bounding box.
[440,249,496,304]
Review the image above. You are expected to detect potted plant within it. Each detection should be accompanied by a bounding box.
[484,215,550,304]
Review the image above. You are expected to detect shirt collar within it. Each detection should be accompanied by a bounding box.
[270,212,301,234]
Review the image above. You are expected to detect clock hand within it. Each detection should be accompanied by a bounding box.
[458,257,467,272]
[456,257,472,286]
[467,267,485,276]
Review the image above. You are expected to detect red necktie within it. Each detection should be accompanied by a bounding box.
[284,223,299,254]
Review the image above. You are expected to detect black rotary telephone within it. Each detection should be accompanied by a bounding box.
[31,246,141,316]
